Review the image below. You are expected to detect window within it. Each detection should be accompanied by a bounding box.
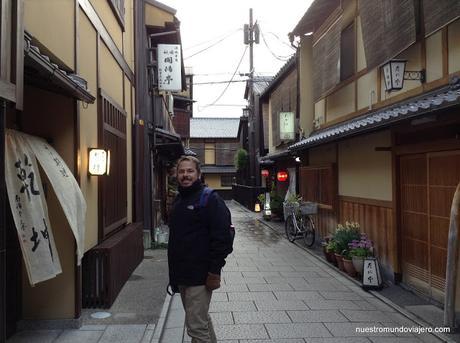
[340,23,355,81]
[100,89,127,239]
[221,175,234,187]
[299,165,337,209]
[204,143,215,165]
[215,142,239,166]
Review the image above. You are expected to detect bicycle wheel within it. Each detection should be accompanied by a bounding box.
[285,215,297,242]
[302,215,316,247]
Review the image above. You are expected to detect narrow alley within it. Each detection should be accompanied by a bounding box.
[164,202,448,343]
[8,201,449,343]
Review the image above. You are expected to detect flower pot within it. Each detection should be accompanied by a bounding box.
[343,258,356,277]
[334,253,345,271]
[352,256,364,275]
[322,244,336,265]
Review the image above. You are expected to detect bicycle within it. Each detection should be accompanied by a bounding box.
[284,201,317,247]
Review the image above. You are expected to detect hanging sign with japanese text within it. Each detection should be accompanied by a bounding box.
[157,44,182,92]
[26,132,86,265]
[5,130,62,285]
[279,112,295,141]
[5,130,87,285]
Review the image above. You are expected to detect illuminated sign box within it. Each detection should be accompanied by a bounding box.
[279,112,295,141]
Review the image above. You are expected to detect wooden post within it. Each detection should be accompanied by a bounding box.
[444,182,460,329]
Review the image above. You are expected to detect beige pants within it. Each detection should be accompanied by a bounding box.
[179,285,217,343]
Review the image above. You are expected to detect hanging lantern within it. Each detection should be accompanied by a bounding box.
[277,171,288,182]
[261,169,269,177]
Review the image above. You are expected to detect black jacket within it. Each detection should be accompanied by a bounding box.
[168,180,233,287]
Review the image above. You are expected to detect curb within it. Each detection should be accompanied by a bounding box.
[151,293,173,343]
[256,217,454,343]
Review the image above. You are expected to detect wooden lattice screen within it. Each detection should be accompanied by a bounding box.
[99,89,127,239]
[216,142,239,166]
[299,164,337,209]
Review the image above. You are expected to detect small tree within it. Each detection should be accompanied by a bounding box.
[234,148,249,171]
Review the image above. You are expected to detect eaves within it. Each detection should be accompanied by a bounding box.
[289,81,460,152]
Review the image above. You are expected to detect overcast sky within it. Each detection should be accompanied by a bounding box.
[163,0,314,117]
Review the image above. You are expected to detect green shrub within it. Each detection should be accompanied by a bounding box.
[234,148,249,171]
[332,221,361,254]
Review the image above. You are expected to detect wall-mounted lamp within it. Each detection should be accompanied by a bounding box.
[294,156,301,163]
[382,59,425,92]
[242,106,251,117]
[88,148,110,176]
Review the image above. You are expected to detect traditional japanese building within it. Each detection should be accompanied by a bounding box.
[136,0,186,234]
[0,0,186,338]
[289,0,460,311]
[189,118,240,200]
[258,55,301,200]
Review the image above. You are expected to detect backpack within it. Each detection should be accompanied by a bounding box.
[197,187,235,244]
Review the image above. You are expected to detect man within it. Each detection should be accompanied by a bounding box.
[168,155,233,343]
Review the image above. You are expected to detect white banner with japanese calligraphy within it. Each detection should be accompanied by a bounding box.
[157,44,182,92]
[5,130,62,285]
[24,132,86,266]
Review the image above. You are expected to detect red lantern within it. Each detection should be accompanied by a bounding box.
[277,171,288,182]
[261,169,269,177]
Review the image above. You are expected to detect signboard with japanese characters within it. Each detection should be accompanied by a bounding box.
[5,130,87,285]
[157,44,182,92]
[362,257,383,289]
[279,112,295,141]
[5,130,62,284]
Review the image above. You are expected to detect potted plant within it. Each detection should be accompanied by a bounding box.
[270,191,284,220]
[321,238,336,265]
[348,234,373,275]
[341,249,357,277]
[331,222,361,272]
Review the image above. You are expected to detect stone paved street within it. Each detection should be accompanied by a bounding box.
[164,202,449,343]
[6,201,453,343]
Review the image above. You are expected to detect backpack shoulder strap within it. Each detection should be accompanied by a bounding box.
[199,187,215,208]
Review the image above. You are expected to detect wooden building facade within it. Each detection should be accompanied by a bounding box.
[0,0,187,338]
[289,0,460,308]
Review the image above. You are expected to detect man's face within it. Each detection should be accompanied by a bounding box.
[177,160,200,188]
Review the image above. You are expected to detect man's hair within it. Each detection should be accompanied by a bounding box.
[177,155,201,174]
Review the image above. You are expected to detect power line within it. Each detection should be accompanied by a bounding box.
[266,31,296,50]
[193,80,247,85]
[260,29,294,62]
[184,29,241,59]
[192,72,239,76]
[184,28,241,51]
[201,46,248,109]
[200,104,247,107]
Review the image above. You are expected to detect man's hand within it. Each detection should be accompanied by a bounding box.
[206,272,221,291]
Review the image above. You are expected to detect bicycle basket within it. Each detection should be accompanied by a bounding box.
[300,202,318,215]
[283,201,299,221]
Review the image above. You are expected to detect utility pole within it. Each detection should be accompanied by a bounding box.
[244,8,259,186]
